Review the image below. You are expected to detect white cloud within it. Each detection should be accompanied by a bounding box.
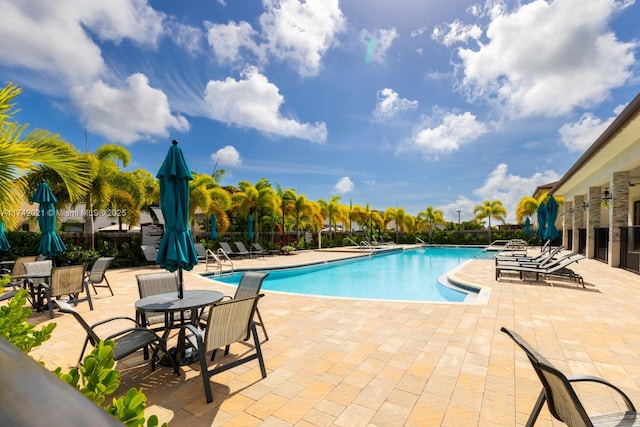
[456,0,636,118]
[0,0,166,89]
[212,145,241,166]
[361,27,399,63]
[472,163,561,223]
[202,67,327,142]
[373,88,418,121]
[558,110,618,152]
[260,0,346,76]
[432,20,482,46]
[405,111,488,157]
[72,73,190,144]
[205,20,261,64]
[166,20,203,54]
[334,177,355,194]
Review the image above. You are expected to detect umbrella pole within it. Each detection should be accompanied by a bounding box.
[178,267,184,299]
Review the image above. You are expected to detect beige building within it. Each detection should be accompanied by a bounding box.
[551,92,640,275]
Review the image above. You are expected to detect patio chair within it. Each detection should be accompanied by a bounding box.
[234,241,255,257]
[218,241,248,258]
[501,327,640,427]
[56,300,176,372]
[0,256,37,301]
[251,243,271,256]
[85,257,115,296]
[495,252,585,286]
[135,271,181,331]
[39,264,93,319]
[140,245,158,263]
[495,245,564,266]
[177,294,267,403]
[194,243,207,262]
[199,271,269,341]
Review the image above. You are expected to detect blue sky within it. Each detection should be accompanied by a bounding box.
[1,0,639,223]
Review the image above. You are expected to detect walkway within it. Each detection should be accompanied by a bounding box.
[27,246,640,426]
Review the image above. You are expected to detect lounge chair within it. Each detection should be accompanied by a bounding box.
[501,327,640,427]
[495,245,564,266]
[495,252,585,286]
[249,242,267,257]
[85,256,115,296]
[194,243,207,262]
[177,294,267,403]
[218,241,248,258]
[234,241,255,258]
[141,245,158,263]
[56,299,175,372]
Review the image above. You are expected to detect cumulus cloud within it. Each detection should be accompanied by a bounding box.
[432,20,482,46]
[472,163,561,223]
[404,111,488,157]
[212,145,241,166]
[72,73,190,144]
[205,20,261,64]
[334,176,355,194]
[0,0,165,89]
[202,67,327,142]
[455,0,636,118]
[558,109,620,152]
[373,88,418,121]
[361,27,399,63]
[260,0,346,76]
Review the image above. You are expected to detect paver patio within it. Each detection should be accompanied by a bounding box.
[24,246,640,426]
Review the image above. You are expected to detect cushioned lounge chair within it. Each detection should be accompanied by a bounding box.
[501,327,640,427]
[177,294,267,403]
[495,252,585,286]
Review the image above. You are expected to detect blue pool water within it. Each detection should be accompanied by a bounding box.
[208,247,484,302]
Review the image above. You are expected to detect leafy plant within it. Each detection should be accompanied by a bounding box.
[0,289,55,353]
[54,340,166,427]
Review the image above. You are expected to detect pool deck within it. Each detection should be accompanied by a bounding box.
[26,245,640,426]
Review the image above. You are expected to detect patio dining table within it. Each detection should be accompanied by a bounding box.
[135,289,223,365]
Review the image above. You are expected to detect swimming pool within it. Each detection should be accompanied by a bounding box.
[208,247,484,302]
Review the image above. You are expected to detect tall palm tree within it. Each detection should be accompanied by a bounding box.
[79,143,144,248]
[318,195,348,240]
[473,200,507,243]
[0,82,91,230]
[232,178,277,241]
[384,207,413,243]
[516,196,539,223]
[416,206,445,241]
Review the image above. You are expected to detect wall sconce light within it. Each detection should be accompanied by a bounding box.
[580,202,589,211]
[602,188,612,203]
[568,208,574,215]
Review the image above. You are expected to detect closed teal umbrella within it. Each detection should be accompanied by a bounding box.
[247,214,254,240]
[31,181,66,257]
[545,196,559,240]
[535,204,547,241]
[209,213,218,240]
[0,221,10,252]
[524,217,531,237]
[156,140,198,299]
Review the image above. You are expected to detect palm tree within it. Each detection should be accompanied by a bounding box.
[384,207,413,243]
[318,195,348,240]
[416,206,445,241]
[78,143,144,248]
[473,200,507,243]
[516,196,540,223]
[0,82,91,230]
[232,179,277,242]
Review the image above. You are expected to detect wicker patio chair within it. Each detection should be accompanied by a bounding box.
[177,294,267,403]
[501,327,640,426]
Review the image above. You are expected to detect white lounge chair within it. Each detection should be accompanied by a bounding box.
[496,252,586,286]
